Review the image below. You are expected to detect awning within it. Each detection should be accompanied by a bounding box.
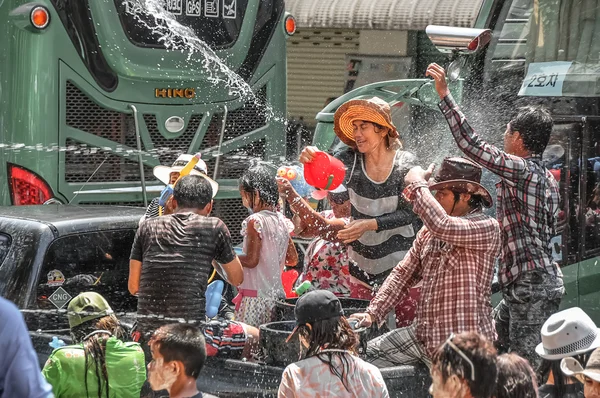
[285,0,484,31]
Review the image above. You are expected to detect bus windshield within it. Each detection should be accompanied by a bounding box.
[485,0,600,98]
[117,0,249,48]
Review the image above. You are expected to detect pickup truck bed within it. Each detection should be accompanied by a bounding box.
[0,205,431,397]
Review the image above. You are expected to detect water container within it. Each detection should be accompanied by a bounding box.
[205,280,224,319]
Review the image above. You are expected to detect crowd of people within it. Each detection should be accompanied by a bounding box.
[1,62,598,398]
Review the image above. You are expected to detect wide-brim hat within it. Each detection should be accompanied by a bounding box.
[153,154,219,198]
[67,292,114,329]
[428,157,493,208]
[286,290,344,343]
[561,347,600,383]
[333,97,399,148]
[535,307,600,360]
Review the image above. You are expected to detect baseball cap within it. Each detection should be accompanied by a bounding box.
[67,292,114,329]
[286,290,344,343]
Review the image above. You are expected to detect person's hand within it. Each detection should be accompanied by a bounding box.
[337,219,377,244]
[404,163,435,185]
[425,63,451,99]
[298,146,319,164]
[276,177,296,200]
[348,312,373,328]
[164,195,176,215]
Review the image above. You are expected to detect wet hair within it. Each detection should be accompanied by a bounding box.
[152,323,207,379]
[70,314,126,398]
[539,352,591,397]
[509,106,553,155]
[495,354,538,398]
[173,175,212,209]
[297,316,358,393]
[431,332,497,398]
[238,163,279,206]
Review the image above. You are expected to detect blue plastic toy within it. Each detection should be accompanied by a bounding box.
[205,280,225,319]
[49,336,66,349]
[158,184,174,207]
[277,165,314,199]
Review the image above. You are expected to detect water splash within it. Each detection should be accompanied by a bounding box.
[122,0,285,124]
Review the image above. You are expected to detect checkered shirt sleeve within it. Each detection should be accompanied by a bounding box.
[439,94,527,181]
[366,230,424,325]
[404,182,499,250]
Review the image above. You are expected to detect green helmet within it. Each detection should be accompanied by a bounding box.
[67,292,114,329]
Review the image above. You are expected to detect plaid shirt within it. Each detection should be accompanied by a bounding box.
[439,94,561,287]
[367,182,500,357]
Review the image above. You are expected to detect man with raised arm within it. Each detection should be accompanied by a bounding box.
[426,63,564,375]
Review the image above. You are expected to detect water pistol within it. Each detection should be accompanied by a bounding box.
[205,279,225,319]
[294,281,312,297]
[49,336,66,350]
[158,152,202,216]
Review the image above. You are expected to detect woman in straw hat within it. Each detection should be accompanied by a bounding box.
[536,307,600,397]
[282,97,419,315]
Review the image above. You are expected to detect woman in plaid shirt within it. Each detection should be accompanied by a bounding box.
[350,157,501,367]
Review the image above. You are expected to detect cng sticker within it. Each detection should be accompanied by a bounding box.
[49,287,72,309]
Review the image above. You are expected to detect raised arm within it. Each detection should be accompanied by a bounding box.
[405,181,499,250]
[426,63,527,182]
[277,177,346,241]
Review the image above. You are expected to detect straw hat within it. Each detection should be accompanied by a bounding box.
[428,157,493,208]
[153,154,219,198]
[561,347,600,383]
[535,307,600,360]
[333,97,399,148]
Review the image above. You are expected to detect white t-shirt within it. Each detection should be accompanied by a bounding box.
[240,210,292,298]
[278,350,389,398]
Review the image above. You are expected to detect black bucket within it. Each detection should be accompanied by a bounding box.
[273,297,371,322]
[259,321,301,367]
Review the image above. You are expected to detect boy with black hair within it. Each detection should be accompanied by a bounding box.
[147,323,206,398]
[426,63,565,376]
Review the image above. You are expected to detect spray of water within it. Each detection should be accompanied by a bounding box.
[123,0,285,125]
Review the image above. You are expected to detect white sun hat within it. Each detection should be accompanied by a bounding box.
[153,154,219,198]
[535,307,600,360]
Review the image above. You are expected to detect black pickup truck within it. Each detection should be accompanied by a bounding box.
[0,205,430,397]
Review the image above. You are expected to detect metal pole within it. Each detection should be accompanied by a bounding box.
[212,106,228,180]
[129,104,148,206]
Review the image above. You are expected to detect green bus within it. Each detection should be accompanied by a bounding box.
[0,0,294,243]
[313,0,600,322]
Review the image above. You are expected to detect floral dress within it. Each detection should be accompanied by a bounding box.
[297,211,352,296]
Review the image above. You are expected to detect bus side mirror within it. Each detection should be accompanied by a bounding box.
[425,25,492,55]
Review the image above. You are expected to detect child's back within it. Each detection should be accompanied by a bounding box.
[236,210,291,326]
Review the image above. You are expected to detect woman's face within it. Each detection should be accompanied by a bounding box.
[584,376,600,398]
[352,120,386,154]
[169,172,180,185]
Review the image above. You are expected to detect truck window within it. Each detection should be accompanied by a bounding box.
[486,0,600,99]
[36,230,137,313]
[0,233,10,266]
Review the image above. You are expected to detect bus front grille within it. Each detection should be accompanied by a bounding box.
[64,81,268,187]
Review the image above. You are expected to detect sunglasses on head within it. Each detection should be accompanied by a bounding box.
[444,333,476,382]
